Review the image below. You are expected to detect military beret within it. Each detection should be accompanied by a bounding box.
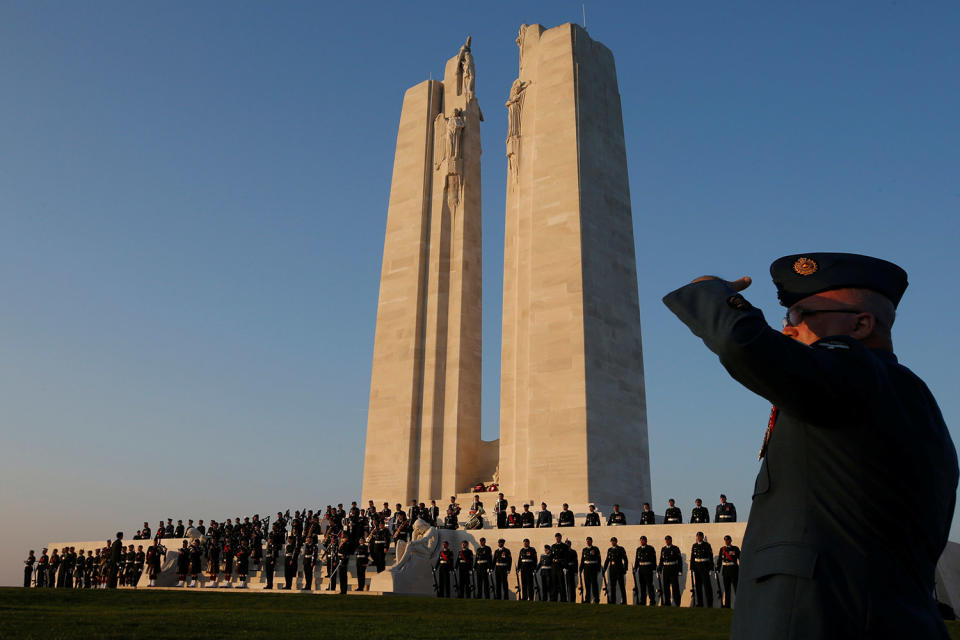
[770,252,908,308]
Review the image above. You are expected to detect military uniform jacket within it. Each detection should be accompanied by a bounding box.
[690,506,710,524]
[520,512,535,528]
[603,546,628,573]
[658,545,681,573]
[607,511,627,525]
[716,502,738,522]
[663,507,682,524]
[517,547,537,570]
[583,512,600,526]
[579,546,601,571]
[456,548,474,570]
[639,510,656,525]
[493,547,512,571]
[717,545,741,572]
[536,510,552,527]
[690,541,714,569]
[635,545,657,571]
[354,543,369,567]
[664,278,958,639]
[557,509,575,526]
[475,545,492,570]
[436,549,453,570]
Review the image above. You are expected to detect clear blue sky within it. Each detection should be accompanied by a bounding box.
[1,1,958,586]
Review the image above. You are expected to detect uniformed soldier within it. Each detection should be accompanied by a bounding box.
[664,252,958,638]
[301,537,317,590]
[186,540,202,587]
[536,502,553,528]
[563,540,579,602]
[392,512,411,561]
[493,539,513,600]
[23,550,35,587]
[435,541,454,598]
[634,535,657,606]
[495,492,508,529]
[447,496,461,519]
[603,537,628,604]
[222,539,236,587]
[176,540,189,587]
[174,520,185,538]
[557,503,575,527]
[549,533,567,601]
[141,522,151,540]
[474,537,493,598]
[716,534,740,608]
[235,541,250,588]
[583,504,601,527]
[520,504,535,528]
[146,542,165,588]
[135,545,145,587]
[443,507,459,530]
[164,519,175,538]
[196,520,205,536]
[283,535,297,590]
[455,541,474,598]
[427,500,440,526]
[206,531,220,587]
[48,549,60,588]
[84,550,95,589]
[506,505,521,528]
[658,535,682,606]
[107,533,123,589]
[690,532,714,607]
[354,537,369,591]
[690,498,710,524]
[517,539,537,600]
[263,541,276,589]
[639,502,656,525]
[663,499,682,524]
[334,533,351,594]
[579,537,602,603]
[537,545,552,600]
[371,520,389,573]
[607,504,627,526]
[36,549,48,588]
[715,494,737,523]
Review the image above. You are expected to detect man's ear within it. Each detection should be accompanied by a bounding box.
[850,312,876,340]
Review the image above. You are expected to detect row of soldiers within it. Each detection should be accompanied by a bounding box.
[432,532,741,607]
[23,540,166,589]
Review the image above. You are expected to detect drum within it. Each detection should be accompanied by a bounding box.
[466,514,483,530]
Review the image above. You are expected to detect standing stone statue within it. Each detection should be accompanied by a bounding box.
[505,79,527,182]
[457,36,475,99]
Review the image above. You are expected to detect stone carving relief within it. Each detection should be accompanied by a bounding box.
[434,108,466,210]
[457,36,475,100]
[505,79,528,183]
[516,24,529,72]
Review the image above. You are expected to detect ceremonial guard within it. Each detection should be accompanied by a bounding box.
[715,494,737,523]
[443,508,459,530]
[24,550,35,588]
[474,537,493,598]
[84,550,95,589]
[520,504,535,528]
[716,535,740,607]
[176,540,189,587]
[235,541,250,588]
[634,535,658,605]
[36,549,48,588]
[690,498,710,524]
[435,541,454,598]
[371,521,389,572]
[146,542,165,588]
[283,535,298,590]
[506,506,521,528]
[428,500,440,526]
[537,545,552,600]
[517,539,537,601]
[49,549,60,588]
[263,542,275,589]
[583,504,600,526]
[639,503,656,525]
[579,537,601,603]
[335,533,351,594]
[135,545,145,587]
[206,532,220,587]
[548,533,567,601]
[141,523,151,540]
[663,499,682,524]
[536,502,552,528]
[174,520,185,538]
[690,532,714,607]
[187,540,202,587]
[124,545,137,587]
[604,537,629,604]
[495,493,508,529]
[108,533,123,589]
[658,535,682,606]
[392,513,411,562]
[301,537,317,590]
[222,539,234,587]
[493,539,513,600]
[557,503,575,527]
[607,504,627,526]
[455,541,474,598]
[354,536,369,591]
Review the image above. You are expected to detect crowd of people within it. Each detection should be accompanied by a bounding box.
[21,494,741,606]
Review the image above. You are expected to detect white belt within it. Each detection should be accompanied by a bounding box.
[638,562,654,566]
[722,562,736,566]
[520,559,534,563]
[662,561,678,565]
[694,559,711,562]
[583,560,598,564]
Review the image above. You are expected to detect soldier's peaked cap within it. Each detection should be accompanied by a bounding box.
[770,252,908,308]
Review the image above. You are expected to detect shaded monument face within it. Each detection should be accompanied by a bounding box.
[363,24,650,514]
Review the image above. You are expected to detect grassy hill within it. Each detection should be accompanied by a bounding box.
[1,587,958,639]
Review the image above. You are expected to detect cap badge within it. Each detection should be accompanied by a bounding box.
[793,257,818,276]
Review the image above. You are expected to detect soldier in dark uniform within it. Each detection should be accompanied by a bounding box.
[665,252,959,639]
[634,535,657,605]
[715,494,737,523]
[84,550,95,589]
[583,504,600,526]
[371,521,389,572]
[690,498,710,524]
[435,540,454,598]
[176,540,189,587]
[537,545,552,600]
[427,500,440,526]
[658,535,682,606]
[196,520,205,536]
[223,539,236,587]
[536,502,552,528]
[146,542,165,588]
[187,540,202,587]
[206,531,220,587]
[263,541,275,589]
[233,540,248,589]
[493,539,512,600]
[506,506,521,528]
[607,504,627,526]
[474,537,493,598]
[283,535,297,590]
[36,549,48,588]
[141,523,151,540]
[354,536,369,591]
[164,519,174,538]
[603,537,628,604]
[549,533,567,601]
[716,535,740,608]
[579,537,601,603]
[639,502,656,525]
[174,520,185,538]
[24,550,35,587]
[520,504,535,528]
[663,499,682,524]
[557,503,575,527]
[49,549,61,588]
[301,537,317,590]
[495,493,508,529]
[455,541,474,598]
[443,508,459,530]
[516,538,537,600]
[690,531,714,607]
[335,533,350,594]
[135,545,145,587]
[107,533,123,589]
[563,540,579,602]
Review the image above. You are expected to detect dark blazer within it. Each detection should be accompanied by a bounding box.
[664,279,957,639]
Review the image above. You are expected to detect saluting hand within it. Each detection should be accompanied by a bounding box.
[691,275,752,292]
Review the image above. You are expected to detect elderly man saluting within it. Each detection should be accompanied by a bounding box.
[664,252,957,639]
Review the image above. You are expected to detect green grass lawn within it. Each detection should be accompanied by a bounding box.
[2,587,959,639]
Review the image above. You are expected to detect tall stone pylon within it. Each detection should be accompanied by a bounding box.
[499,24,651,512]
[362,38,490,507]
